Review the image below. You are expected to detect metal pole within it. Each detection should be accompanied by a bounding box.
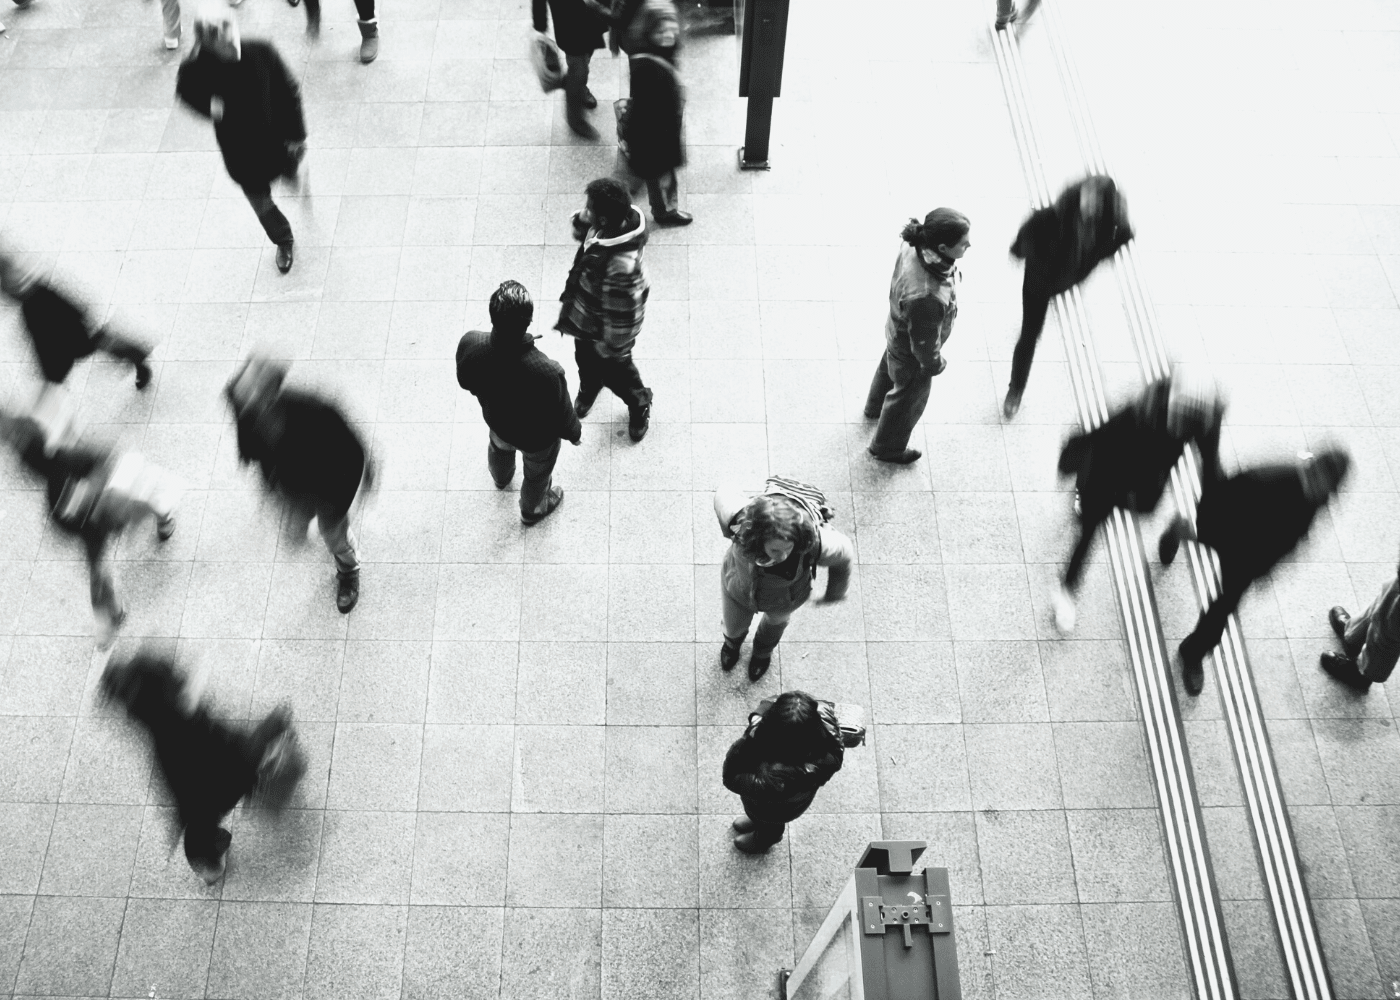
[739,94,774,169]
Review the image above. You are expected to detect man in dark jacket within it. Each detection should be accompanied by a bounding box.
[225,356,369,613]
[1321,562,1400,693]
[1160,449,1350,696]
[1003,174,1133,419]
[556,177,653,443]
[0,251,153,390]
[176,10,307,275]
[533,0,609,138]
[457,281,582,525]
[614,0,691,226]
[1053,370,1225,633]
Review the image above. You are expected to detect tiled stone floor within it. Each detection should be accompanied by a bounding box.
[0,0,1395,997]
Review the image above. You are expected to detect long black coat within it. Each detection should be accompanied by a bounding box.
[532,0,608,54]
[623,52,685,178]
[175,40,307,188]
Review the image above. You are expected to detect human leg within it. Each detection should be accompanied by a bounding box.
[303,0,320,35]
[564,50,597,137]
[752,610,792,658]
[518,439,561,516]
[84,533,124,642]
[240,182,294,248]
[159,0,180,44]
[574,339,605,415]
[93,328,153,389]
[647,171,689,224]
[864,348,894,419]
[734,815,785,853]
[183,819,233,883]
[596,348,652,442]
[353,0,377,61]
[317,506,361,613]
[868,343,932,461]
[1005,273,1052,411]
[1180,563,1250,695]
[487,430,517,489]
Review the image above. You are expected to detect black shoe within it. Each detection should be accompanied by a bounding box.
[156,515,176,541]
[582,87,597,109]
[568,117,600,140]
[654,210,693,227]
[719,640,741,671]
[276,241,294,274]
[733,831,770,854]
[1179,641,1204,696]
[732,816,755,833]
[1159,522,1181,566]
[1328,606,1351,641]
[574,389,598,419]
[869,447,921,464]
[336,571,359,614]
[134,360,153,390]
[521,486,564,525]
[628,404,650,443]
[1320,651,1372,692]
[747,652,771,682]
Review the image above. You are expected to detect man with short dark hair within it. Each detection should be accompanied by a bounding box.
[556,177,653,443]
[457,281,582,525]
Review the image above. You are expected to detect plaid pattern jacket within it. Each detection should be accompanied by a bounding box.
[555,209,650,354]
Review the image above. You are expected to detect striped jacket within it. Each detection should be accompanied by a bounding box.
[555,208,650,354]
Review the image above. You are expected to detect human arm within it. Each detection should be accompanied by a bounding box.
[722,734,820,799]
[175,56,215,119]
[560,372,583,445]
[904,295,948,374]
[713,488,751,538]
[267,47,308,146]
[815,525,854,601]
[532,0,548,33]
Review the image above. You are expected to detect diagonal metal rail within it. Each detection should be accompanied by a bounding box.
[990,21,1238,1000]
[1037,4,1334,999]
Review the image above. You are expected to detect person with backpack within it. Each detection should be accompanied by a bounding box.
[713,478,853,681]
[722,690,845,853]
[613,0,692,226]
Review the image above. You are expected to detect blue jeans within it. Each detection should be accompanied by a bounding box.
[488,431,560,517]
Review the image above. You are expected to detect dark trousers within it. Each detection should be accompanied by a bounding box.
[1064,505,1111,592]
[1009,271,1055,396]
[564,49,594,126]
[92,329,150,371]
[1343,579,1400,683]
[304,0,375,24]
[241,182,294,247]
[575,339,651,411]
[488,431,561,516]
[745,816,785,849]
[180,710,287,872]
[1181,560,1253,663]
[866,338,932,456]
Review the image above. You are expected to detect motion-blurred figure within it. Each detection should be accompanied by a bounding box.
[456,281,582,525]
[0,250,153,391]
[533,0,610,138]
[1003,174,1133,419]
[864,209,969,465]
[1321,562,1400,693]
[225,356,370,613]
[995,0,1040,31]
[176,7,307,275]
[723,691,845,854]
[101,650,306,883]
[557,178,653,442]
[1160,449,1350,696]
[1054,370,1225,633]
[0,406,181,647]
[614,0,692,226]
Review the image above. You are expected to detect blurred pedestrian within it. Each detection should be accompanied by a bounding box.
[556,177,654,442]
[224,356,370,613]
[614,0,692,226]
[0,407,181,647]
[995,0,1040,30]
[713,477,852,681]
[153,0,181,48]
[176,7,307,275]
[533,0,610,138]
[298,0,379,61]
[1054,369,1225,632]
[101,650,306,884]
[722,691,845,854]
[456,281,582,525]
[864,209,969,464]
[1321,561,1400,693]
[1003,174,1132,419]
[1161,449,1350,696]
[0,250,153,391]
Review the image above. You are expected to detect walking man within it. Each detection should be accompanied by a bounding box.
[556,177,653,443]
[457,281,582,525]
[532,0,609,138]
[865,208,969,464]
[1321,560,1400,693]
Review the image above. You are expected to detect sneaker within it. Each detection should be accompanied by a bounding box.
[521,486,564,525]
[156,515,176,541]
[336,571,359,614]
[574,389,598,419]
[628,403,650,442]
[1328,606,1351,641]
[1052,585,1077,633]
[1320,651,1372,693]
[1002,388,1022,420]
[869,447,921,464]
[275,241,294,274]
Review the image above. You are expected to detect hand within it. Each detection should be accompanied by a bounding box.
[210,95,224,122]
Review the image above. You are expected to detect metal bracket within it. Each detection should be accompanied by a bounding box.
[861,895,950,948]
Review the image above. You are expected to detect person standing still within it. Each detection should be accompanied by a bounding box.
[865,209,970,465]
[533,0,609,139]
[456,281,582,525]
[175,7,307,275]
[1321,560,1400,693]
[556,177,654,443]
[614,0,692,226]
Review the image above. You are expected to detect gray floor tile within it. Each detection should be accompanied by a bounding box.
[787,813,881,911]
[516,641,607,725]
[499,906,601,1000]
[110,897,218,1000]
[505,812,602,908]
[880,811,985,906]
[606,726,697,814]
[412,812,510,906]
[1053,721,1156,809]
[866,640,961,724]
[0,716,75,802]
[698,908,792,1000]
[602,813,699,908]
[38,802,143,897]
[605,642,697,726]
[304,903,407,1000]
[955,640,1050,723]
[984,904,1094,1000]
[0,802,55,895]
[326,723,422,811]
[402,905,504,1000]
[336,639,431,724]
[314,810,416,904]
[512,724,605,813]
[1066,808,1172,904]
[874,723,971,813]
[601,908,699,1000]
[426,640,518,724]
[222,809,325,903]
[207,900,312,1000]
[13,894,125,997]
[976,810,1077,906]
[1079,902,1191,1000]
[964,722,1062,811]
[417,723,514,812]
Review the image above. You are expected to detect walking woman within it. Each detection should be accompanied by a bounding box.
[714,478,853,682]
[864,208,969,464]
[722,691,845,854]
[614,0,692,226]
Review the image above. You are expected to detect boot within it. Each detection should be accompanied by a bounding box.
[336,570,360,614]
[1328,606,1351,641]
[1320,652,1372,693]
[628,403,650,443]
[357,19,378,63]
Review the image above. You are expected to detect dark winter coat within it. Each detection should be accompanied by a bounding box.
[1195,465,1320,579]
[722,715,844,824]
[234,391,366,520]
[532,0,609,54]
[456,328,583,452]
[19,284,101,384]
[622,52,685,178]
[1012,175,1133,296]
[175,40,307,187]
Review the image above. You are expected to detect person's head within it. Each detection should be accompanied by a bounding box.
[731,495,816,568]
[0,251,40,300]
[751,690,837,764]
[193,4,241,61]
[100,652,185,718]
[1299,448,1350,504]
[225,355,288,421]
[581,177,633,234]
[1078,174,1117,221]
[488,280,534,338]
[901,208,971,266]
[639,0,680,50]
